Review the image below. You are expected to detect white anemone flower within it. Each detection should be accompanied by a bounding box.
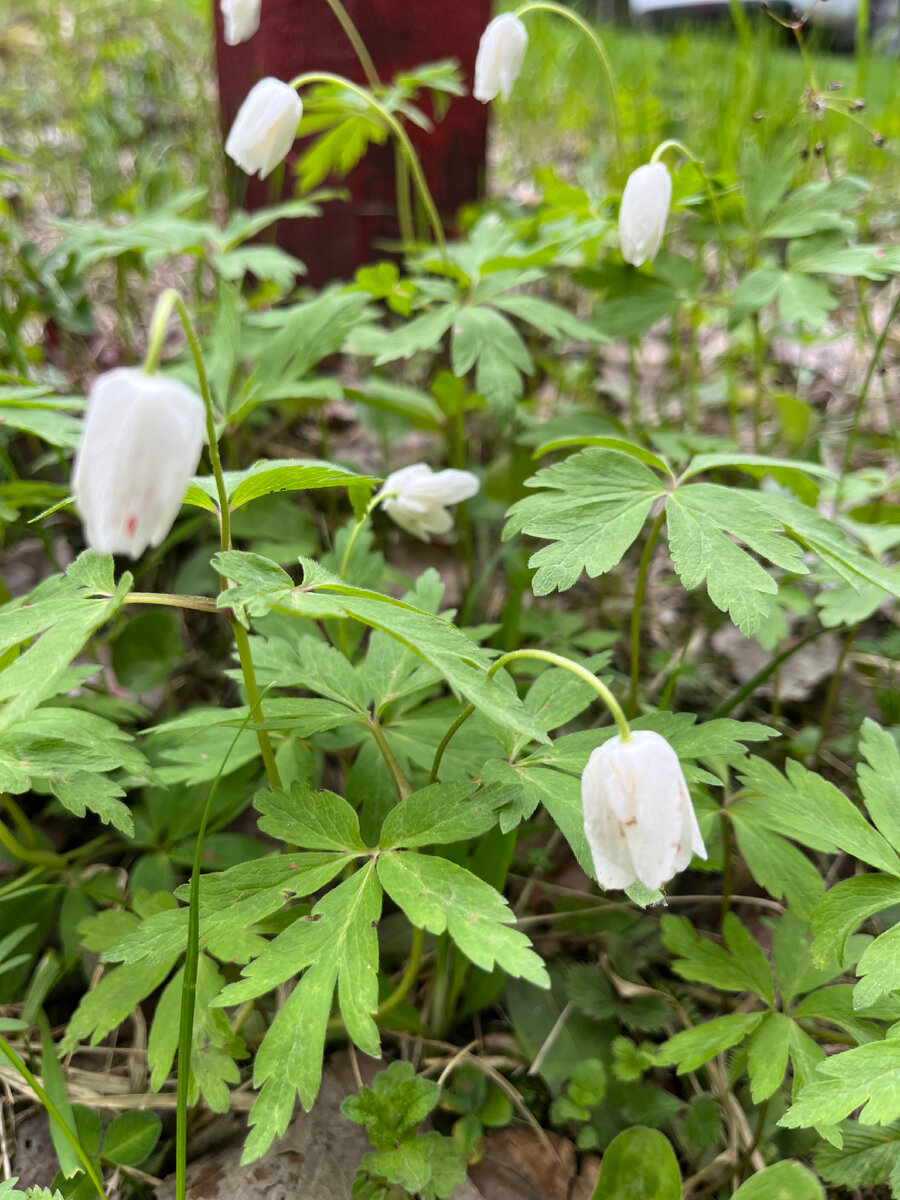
[619,162,672,267]
[378,463,480,541]
[225,78,302,180]
[582,730,707,892]
[221,0,261,45]
[474,14,528,103]
[72,367,205,559]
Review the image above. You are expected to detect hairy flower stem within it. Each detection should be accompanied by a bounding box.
[628,509,666,718]
[144,290,281,793]
[515,1,624,172]
[430,648,630,784]
[289,72,447,257]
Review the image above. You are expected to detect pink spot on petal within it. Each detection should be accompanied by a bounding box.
[125,514,138,536]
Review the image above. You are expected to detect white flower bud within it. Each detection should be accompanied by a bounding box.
[582,730,707,892]
[618,162,672,267]
[221,0,261,45]
[378,463,480,541]
[72,367,205,560]
[474,14,528,104]
[225,78,302,181]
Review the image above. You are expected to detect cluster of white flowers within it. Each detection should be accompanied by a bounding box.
[72,5,699,899]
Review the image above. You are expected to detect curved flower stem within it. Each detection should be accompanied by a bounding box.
[430,648,630,784]
[289,71,447,256]
[144,290,281,793]
[0,1034,107,1198]
[628,508,666,718]
[0,813,65,868]
[322,0,380,89]
[515,1,624,170]
[651,137,732,275]
[144,290,231,558]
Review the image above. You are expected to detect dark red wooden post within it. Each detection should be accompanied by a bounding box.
[212,0,493,286]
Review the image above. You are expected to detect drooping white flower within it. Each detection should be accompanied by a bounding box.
[473,14,528,104]
[72,367,205,560]
[225,78,302,180]
[378,463,480,541]
[618,162,672,267]
[221,0,261,45]
[582,730,706,892]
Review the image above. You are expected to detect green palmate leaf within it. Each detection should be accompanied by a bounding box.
[665,485,806,636]
[491,294,606,343]
[662,914,774,1002]
[450,305,532,416]
[254,782,367,852]
[504,448,665,596]
[857,719,900,848]
[729,805,825,922]
[661,1012,764,1073]
[810,875,900,969]
[148,956,244,1112]
[213,552,547,744]
[591,1126,681,1200]
[534,435,674,476]
[376,851,548,987]
[853,924,900,1008]
[379,781,507,848]
[105,853,351,966]
[60,959,176,1052]
[738,756,900,876]
[237,632,370,712]
[100,1111,163,1167]
[747,1011,793,1102]
[815,1121,900,1197]
[185,458,378,515]
[731,1161,825,1200]
[237,863,382,1162]
[779,1038,900,1133]
[0,554,132,731]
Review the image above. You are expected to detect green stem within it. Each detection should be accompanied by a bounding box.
[122,591,219,614]
[321,0,380,88]
[145,291,280,790]
[377,926,425,1017]
[515,1,624,170]
[0,815,65,868]
[289,72,447,256]
[368,716,413,799]
[628,509,666,718]
[651,137,731,274]
[720,808,734,926]
[430,649,630,784]
[813,626,857,763]
[393,141,415,248]
[175,701,268,1200]
[709,627,831,719]
[233,620,282,792]
[837,287,900,505]
[339,500,377,580]
[143,290,231,559]
[0,1034,106,1199]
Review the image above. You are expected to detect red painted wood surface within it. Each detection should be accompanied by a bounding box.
[212,0,493,285]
